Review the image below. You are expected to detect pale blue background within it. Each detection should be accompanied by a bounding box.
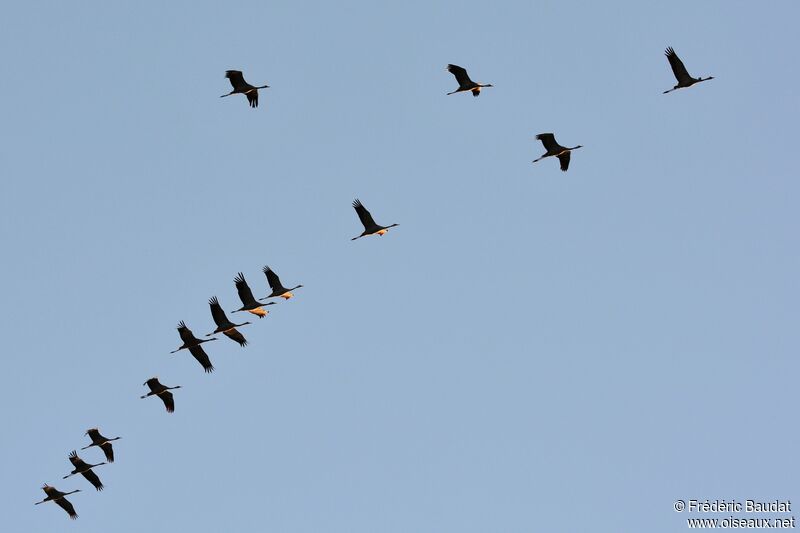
[1,1,798,531]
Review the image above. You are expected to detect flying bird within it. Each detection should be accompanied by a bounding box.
[351,199,398,240]
[81,428,121,463]
[62,451,105,491]
[141,377,182,413]
[663,47,714,94]
[262,266,303,300]
[170,321,216,373]
[445,64,493,97]
[221,70,270,108]
[207,296,249,347]
[232,272,275,318]
[532,133,583,171]
[35,484,80,519]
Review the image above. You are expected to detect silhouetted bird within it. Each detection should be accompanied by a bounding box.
[351,199,398,240]
[141,377,182,413]
[62,451,105,491]
[207,296,248,347]
[262,266,303,300]
[663,47,713,94]
[532,133,583,171]
[446,64,493,97]
[232,272,275,318]
[35,484,80,519]
[221,70,269,108]
[81,428,120,463]
[170,321,216,373]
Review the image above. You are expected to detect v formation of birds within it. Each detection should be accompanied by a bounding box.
[35,47,712,520]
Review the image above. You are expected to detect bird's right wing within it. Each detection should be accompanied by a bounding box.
[225,70,246,90]
[208,297,228,327]
[234,273,258,305]
[69,452,89,470]
[68,451,81,468]
[82,469,104,491]
[177,321,200,345]
[446,64,473,86]
[665,47,692,83]
[352,199,377,229]
[247,90,259,108]
[189,345,215,373]
[557,151,571,172]
[263,266,281,291]
[146,378,161,393]
[536,133,558,151]
[55,497,78,519]
[160,391,175,413]
[100,442,115,463]
[224,327,248,347]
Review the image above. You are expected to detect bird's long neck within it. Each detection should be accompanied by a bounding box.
[64,490,80,496]
[257,84,270,89]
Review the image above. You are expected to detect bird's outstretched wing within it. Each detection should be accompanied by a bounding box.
[263,266,282,291]
[208,297,231,328]
[352,199,377,229]
[665,47,692,83]
[446,64,473,86]
[159,391,175,413]
[234,273,258,305]
[189,345,215,373]
[223,328,248,347]
[557,151,571,172]
[68,451,88,470]
[177,321,200,345]
[536,133,559,152]
[100,442,115,463]
[82,469,104,491]
[246,90,258,108]
[225,70,247,90]
[145,378,160,392]
[55,497,78,519]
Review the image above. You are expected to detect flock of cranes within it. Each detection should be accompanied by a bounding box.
[35,45,712,520]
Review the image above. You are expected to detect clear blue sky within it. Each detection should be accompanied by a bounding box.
[2,1,798,531]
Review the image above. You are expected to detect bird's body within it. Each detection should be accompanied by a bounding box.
[81,428,120,463]
[221,70,269,108]
[446,64,493,97]
[35,484,80,519]
[232,272,275,318]
[532,133,583,171]
[141,377,181,413]
[351,199,398,240]
[663,47,713,93]
[262,266,303,300]
[171,321,216,372]
[207,296,249,346]
[63,451,105,491]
